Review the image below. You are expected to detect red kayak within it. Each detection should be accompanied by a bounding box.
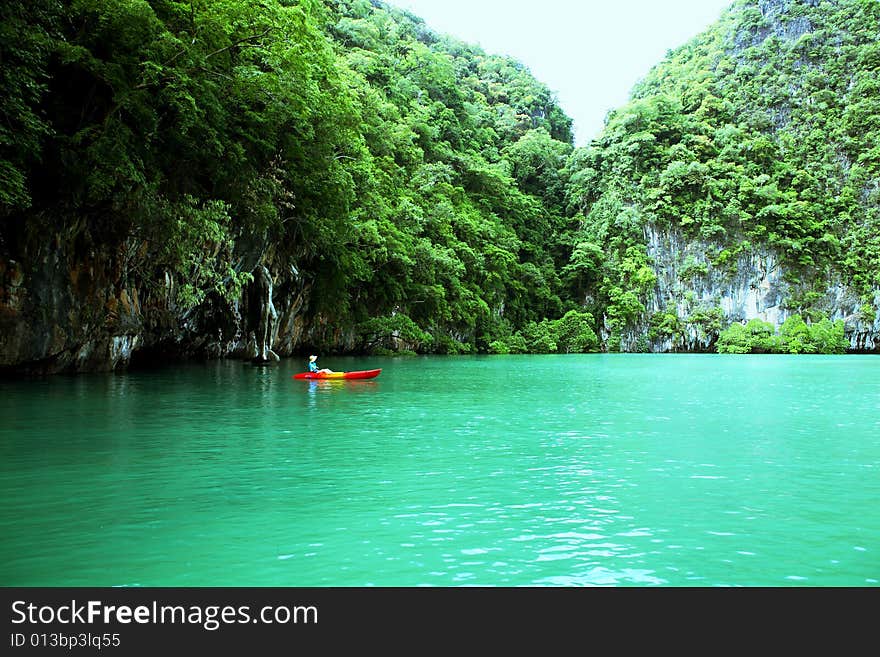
[292,369,381,380]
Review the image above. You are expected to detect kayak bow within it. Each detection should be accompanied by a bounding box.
[292,368,381,380]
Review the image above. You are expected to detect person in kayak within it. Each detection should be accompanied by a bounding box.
[309,355,333,374]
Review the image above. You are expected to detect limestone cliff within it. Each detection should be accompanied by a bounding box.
[622,224,880,353]
[0,221,318,374]
[578,0,880,353]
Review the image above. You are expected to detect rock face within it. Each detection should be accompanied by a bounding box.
[2,215,878,372]
[0,221,319,374]
[1,218,877,372]
[616,224,880,353]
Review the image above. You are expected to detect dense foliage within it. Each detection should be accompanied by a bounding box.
[1,0,877,361]
[0,0,588,355]
[717,315,848,353]
[565,0,880,352]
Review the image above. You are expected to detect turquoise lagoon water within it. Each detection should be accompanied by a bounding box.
[1,354,877,586]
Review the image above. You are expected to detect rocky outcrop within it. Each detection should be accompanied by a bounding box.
[0,220,323,374]
[245,265,279,363]
[2,217,877,371]
[0,223,146,373]
[614,223,880,353]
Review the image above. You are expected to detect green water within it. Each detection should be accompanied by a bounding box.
[1,354,878,587]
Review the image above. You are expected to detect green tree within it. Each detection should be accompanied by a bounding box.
[554,310,599,353]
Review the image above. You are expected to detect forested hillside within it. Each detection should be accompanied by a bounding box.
[564,0,880,353]
[0,0,582,372]
[1,0,878,373]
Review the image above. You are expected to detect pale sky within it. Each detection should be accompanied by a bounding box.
[386,0,734,145]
